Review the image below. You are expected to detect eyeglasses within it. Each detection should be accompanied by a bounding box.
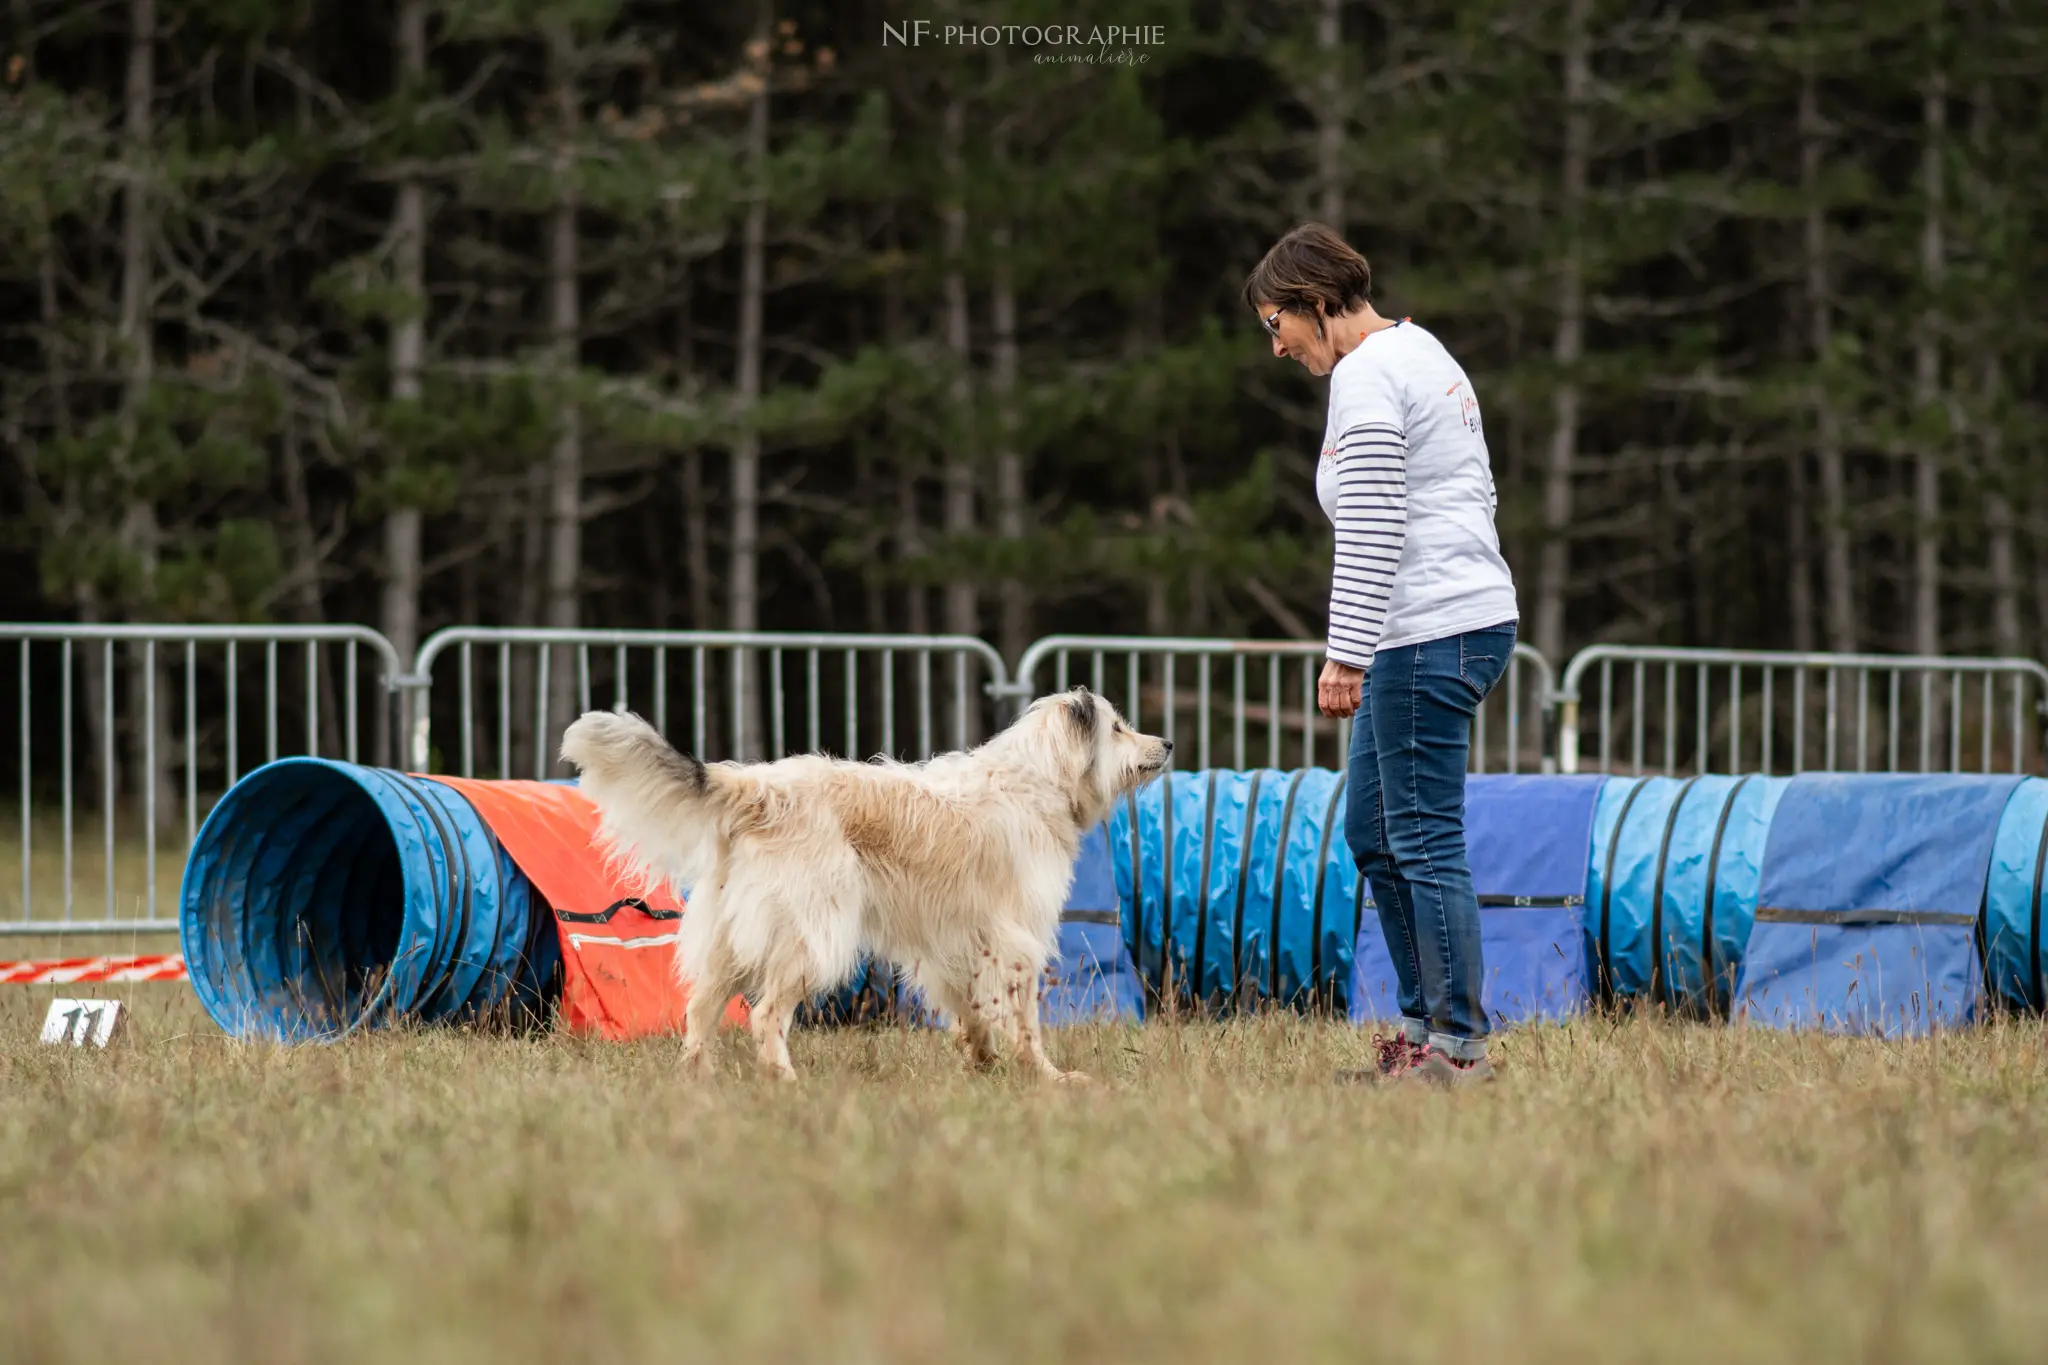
[1261,307,1283,338]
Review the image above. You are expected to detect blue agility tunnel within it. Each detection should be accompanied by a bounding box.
[1584,774,1789,1017]
[180,758,559,1041]
[1104,767,2048,1034]
[1986,777,2048,1012]
[181,758,2048,1042]
[1109,769,1359,1010]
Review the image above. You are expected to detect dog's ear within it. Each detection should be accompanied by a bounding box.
[1062,687,1098,737]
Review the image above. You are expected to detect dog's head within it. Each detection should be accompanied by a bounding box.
[999,686,1171,829]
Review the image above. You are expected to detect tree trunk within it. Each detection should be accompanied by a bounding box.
[940,96,978,642]
[1316,0,1345,233]
[1969,86,2019,659]
[1124,313,1169,639]
[986,50,1025,666]
[677,280,714,638]
[1152,286,1203,633]
[1911,69,1945,662]
[897,462,929,637]
[1983,401,2019,656]
[1533,0,1588,668]
[991,222,1025,665]
[543,24,583,767]
[279,421,344,757]
[456,510,483,767]
[681,448,713,631]
[856,438,887,634]
[510,468,546,776]
[880,207,926,640]
[1787,450,1815,653]
[1974,424,2017,673]
[1799,33,1856,654]
[676,265,715,755]
[120,0,174,831]
[2033,538,2048,667]
[30,103,112,805]
[1913,67,1948,766]
[727,0,771,760]
[72,591,115,810]
[940,92,979,742]
[991,242,1024,671]
[380,0,429,761]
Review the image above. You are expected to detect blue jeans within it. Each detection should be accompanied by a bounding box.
[1344,621,1517,1061]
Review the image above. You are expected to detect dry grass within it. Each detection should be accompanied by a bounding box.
[0,983,2043,1365]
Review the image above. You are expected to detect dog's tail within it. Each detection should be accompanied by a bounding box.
[559,708,747,897]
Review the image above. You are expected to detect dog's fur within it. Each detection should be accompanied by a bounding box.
[558,687,1170,1081]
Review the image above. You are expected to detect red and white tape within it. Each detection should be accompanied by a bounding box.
[0,954,188,985]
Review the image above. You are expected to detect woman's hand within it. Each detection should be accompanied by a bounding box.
[1318,659,1365,719]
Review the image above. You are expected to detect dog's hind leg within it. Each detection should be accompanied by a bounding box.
[680,929,738,1078]
[747,980,803,1082]
[1002,948,1088,1084]
[923,965,1001,1072]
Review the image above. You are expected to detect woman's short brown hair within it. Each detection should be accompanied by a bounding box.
[1241,222,1373,319]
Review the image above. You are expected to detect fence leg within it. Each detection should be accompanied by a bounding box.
[391,674,432,772]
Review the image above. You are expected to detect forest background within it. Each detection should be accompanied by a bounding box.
[4,0,2045,759]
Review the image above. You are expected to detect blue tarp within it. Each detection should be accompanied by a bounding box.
[1351,774,1605,1026]
[1736,774,2023,1034]
[1044,823,1144,1024]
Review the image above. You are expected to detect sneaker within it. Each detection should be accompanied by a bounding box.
[1335,1033,1426,1084]
[1410,1044,1495,1087]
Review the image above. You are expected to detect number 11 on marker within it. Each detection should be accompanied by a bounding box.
[38,998,124,1048]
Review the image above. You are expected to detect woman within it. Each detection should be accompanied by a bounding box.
[1243,223,1519,1086]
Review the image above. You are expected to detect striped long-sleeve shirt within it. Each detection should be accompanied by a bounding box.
[1322,422,1409,668]
[1315,320,1519,670]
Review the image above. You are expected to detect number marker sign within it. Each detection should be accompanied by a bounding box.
[38,997,126,1048]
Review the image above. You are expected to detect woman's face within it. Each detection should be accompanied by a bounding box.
[1255,300,1337,376]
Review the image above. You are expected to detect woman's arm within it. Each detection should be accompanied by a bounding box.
[1326,419,1409,671]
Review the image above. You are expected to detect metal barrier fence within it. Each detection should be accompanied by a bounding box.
[1557,645,2048,776]
[15,622,2048,939]
[2,624,405,935]
[406,628,1012,776]
[1007,635,1556,774]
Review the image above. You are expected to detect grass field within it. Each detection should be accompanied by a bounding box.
[2,983,2044,1365]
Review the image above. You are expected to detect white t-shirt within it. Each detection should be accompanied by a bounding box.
[1314,319,1518,667]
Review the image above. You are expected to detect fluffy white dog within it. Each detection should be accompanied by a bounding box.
[558,687,1170,1082]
